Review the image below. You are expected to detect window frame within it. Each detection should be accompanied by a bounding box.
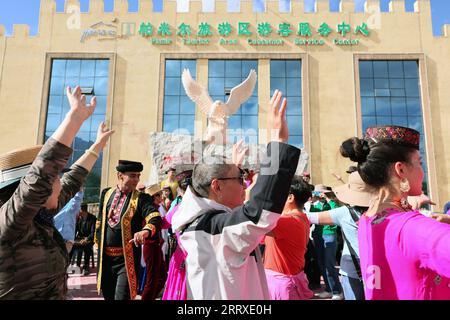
[39,52,116,194]
[158,53,310,158]
[354,53,438,204]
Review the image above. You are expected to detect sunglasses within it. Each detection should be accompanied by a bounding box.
[216,175,245,186]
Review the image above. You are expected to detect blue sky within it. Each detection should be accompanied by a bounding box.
[0,0,449,36]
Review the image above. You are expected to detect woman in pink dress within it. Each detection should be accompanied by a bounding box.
[340,125,450,300]
[161,170,192,300]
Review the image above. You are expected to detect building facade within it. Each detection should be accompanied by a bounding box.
[0,0,448,208]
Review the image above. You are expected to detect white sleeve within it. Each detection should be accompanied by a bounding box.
[328,206,350,226]
[306,212,319,225]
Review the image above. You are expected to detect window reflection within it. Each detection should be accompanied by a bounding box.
[388,61,404,78]
[52,60,66,77]
[406,98,421,115]
[225,61,241,77]
[287,116,302,134]
[48,95,63,114]
[165,78,181,96]
[180,96,195,115]
[94,77,109,96]
[403,61,419,78]
[359,61,373,78]
[287,78,301,97]
[164,96,180,115]
[166,60,181,77]
[373,61,388,78]
[209,60,225,77]
[242,61,257,75]
[80,77,95,87]
[81,60,96,77]
[95,60,109,77]
[289,135,303,148]
[361,97,376,116]
[46,58,110,202]
[241,97,258,115]
[271,60,302,148]
[94,96,107,115]
[50,78,65,95]
[209,78,225,96]
[46,114,62,131]
[163,60,197,135]
[286,61,301,78]
[66,60,81,77]
[287,97,302,115]
[391,97,407,115]
[163,115,179,132]
[65,77,80,89]
[179,115,195,135]
[225,77,242,89]
[359,59,427,193]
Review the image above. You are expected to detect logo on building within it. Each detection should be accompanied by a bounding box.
[81,21,118,43]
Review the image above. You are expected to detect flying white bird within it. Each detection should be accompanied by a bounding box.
[181,68,257,145]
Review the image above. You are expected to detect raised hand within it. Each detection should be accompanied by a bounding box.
[267,90,288,143]
[232,139,249,168]
[94,122,115,150]
[66,86,97,123]
[73,121,114,172]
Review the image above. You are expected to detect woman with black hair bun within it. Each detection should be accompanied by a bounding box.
[340,125,450,300]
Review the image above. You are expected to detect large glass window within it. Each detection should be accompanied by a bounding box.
[208,60,259,144]
[359,60,428,192]
[163,60,197,135]
[270,60,303,148]
[45,59,110,203]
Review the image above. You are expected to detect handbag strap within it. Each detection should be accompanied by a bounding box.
[341,230,362,280]
[342,205,362,280]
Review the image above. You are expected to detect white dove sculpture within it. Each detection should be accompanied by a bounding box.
[181,68,257,145]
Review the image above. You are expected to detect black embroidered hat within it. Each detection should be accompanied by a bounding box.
[116,160,144,173]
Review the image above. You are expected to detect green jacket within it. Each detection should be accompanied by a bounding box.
[322,200,339,235]
[311,201,338,235]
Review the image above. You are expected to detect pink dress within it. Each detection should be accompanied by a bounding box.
[358,209,450,300]
[162,204,188,300]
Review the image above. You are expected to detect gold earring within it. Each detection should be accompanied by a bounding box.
[399,178,411,193]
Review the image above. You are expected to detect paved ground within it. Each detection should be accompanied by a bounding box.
[67,265,103,300]
[67,250,336,300]
[67,266,334,300]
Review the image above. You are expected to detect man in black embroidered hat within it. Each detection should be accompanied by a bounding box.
[95,159,163,300]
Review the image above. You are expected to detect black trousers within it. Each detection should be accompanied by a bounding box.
[101,255,130,300]
[304,239,322,290]
[72,244,93,269]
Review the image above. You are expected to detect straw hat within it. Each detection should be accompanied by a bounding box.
[333,172,375,207]
[0,145,42,189]
[146,184,163,196]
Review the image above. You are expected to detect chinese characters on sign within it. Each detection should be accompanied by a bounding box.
[92,21,371,46]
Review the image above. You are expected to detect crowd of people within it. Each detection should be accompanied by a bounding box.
[0,86,450,300]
